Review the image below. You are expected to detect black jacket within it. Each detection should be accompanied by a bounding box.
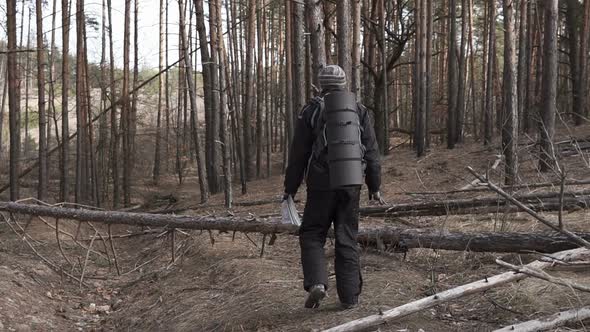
[284,95,381,196]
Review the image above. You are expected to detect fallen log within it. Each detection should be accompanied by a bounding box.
[359,195,590,217]
[322,248,590,332]
[493,307,590,332]
[403,179,590,196]
[1,202,590,253]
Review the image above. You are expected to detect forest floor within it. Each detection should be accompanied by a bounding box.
[1,124,590,331]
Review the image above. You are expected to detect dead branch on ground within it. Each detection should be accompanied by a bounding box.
[321,248,589,332]
[493,306,590,332]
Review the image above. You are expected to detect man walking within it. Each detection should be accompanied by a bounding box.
[283,65,384,309]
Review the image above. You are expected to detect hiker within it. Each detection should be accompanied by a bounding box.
[283,65,384,309]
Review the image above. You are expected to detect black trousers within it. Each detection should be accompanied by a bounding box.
[299,187,362,304]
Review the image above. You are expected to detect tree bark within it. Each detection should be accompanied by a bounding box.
[575,0,590,125]
[76,0,91,204]
[306,0,326,91]
[107,0,120,208]
[7,0,21,201]
[358,191,590,217]
[566,0,581,125]
[179,0,208,203]
[351,0,361,97]
[539,0,558,173]
[502,0,518,185]
[337,0,352,84]
[292,0,306,126]
[456,0,468,143]
[484,0,496,146]
[2,202,590,254]
[122,0,131,206]
[494,307,590,332]
[517,1,529,132]
[35,0,48,201]
[153,0,165,184]
[447,0,458,149]
[285,0,294,145]
[60,0,70,202]
[243,0,257,181]
[214,0,233,208]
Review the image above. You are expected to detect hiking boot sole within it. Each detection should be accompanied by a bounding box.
[304,287,327,309]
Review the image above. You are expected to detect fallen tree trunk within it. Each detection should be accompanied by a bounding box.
[1,202,589,253]
[322,248,590,332]
[493,307,590,332]
[359,194,590,217]
[404,179,590,196]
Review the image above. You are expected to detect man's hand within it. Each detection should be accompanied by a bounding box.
[368,191,387,205]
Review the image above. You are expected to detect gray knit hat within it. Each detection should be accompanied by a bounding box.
[318,65,347,91]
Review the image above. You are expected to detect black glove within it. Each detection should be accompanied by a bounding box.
[368,191,387,205]
[282,193,294,201]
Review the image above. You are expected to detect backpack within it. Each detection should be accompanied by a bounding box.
[306,93,366,187]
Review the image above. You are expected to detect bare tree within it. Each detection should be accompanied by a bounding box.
[539,0,558,172]
[576,0,590,125]
[351,0,361,97]
[122,0,131,206]
[447,0,458,149]
[179,0,209,203]
[214,0,232,207]
[307,0,326,90]
[153,0,165,184]
[484,0,496,146]
[107,0,120,208]
[502,0,518,185]
[7,0,21,201]
[244,0,256,180]
[35,0,48,200]
[337,0,352,83]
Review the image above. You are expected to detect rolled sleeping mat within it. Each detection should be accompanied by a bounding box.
[324,91,363,189]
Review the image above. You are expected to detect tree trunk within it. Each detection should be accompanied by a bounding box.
[243,0,257,181]
[76,0,91,204]
[24,10,31,158]
[306,0,325,91]
[7,0,20,201]
[447,0,458,149]
[153,0,165,184]
[256,5,264,178]
[425,0,433,149]
[292,0,306,126]
[337,0,352,83]
[566,0,580,125]
[285,0,294,146]
[179,0,208,203]
[0,70,7,157]
[98,0,108,205]
[35,0,48,201]
[122,0,131,206]
[3,202,590,255]
[107,0,120,208]
[62,0,72,202]
[456,0,468,143]
[539,0,558,173]
[517,1,529,132]
[484,0,496,146]
[576,0,590,125]
[352,0,361,97]
[502,0,518,185]
[415,0,426,157]
[214,0,233,208]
